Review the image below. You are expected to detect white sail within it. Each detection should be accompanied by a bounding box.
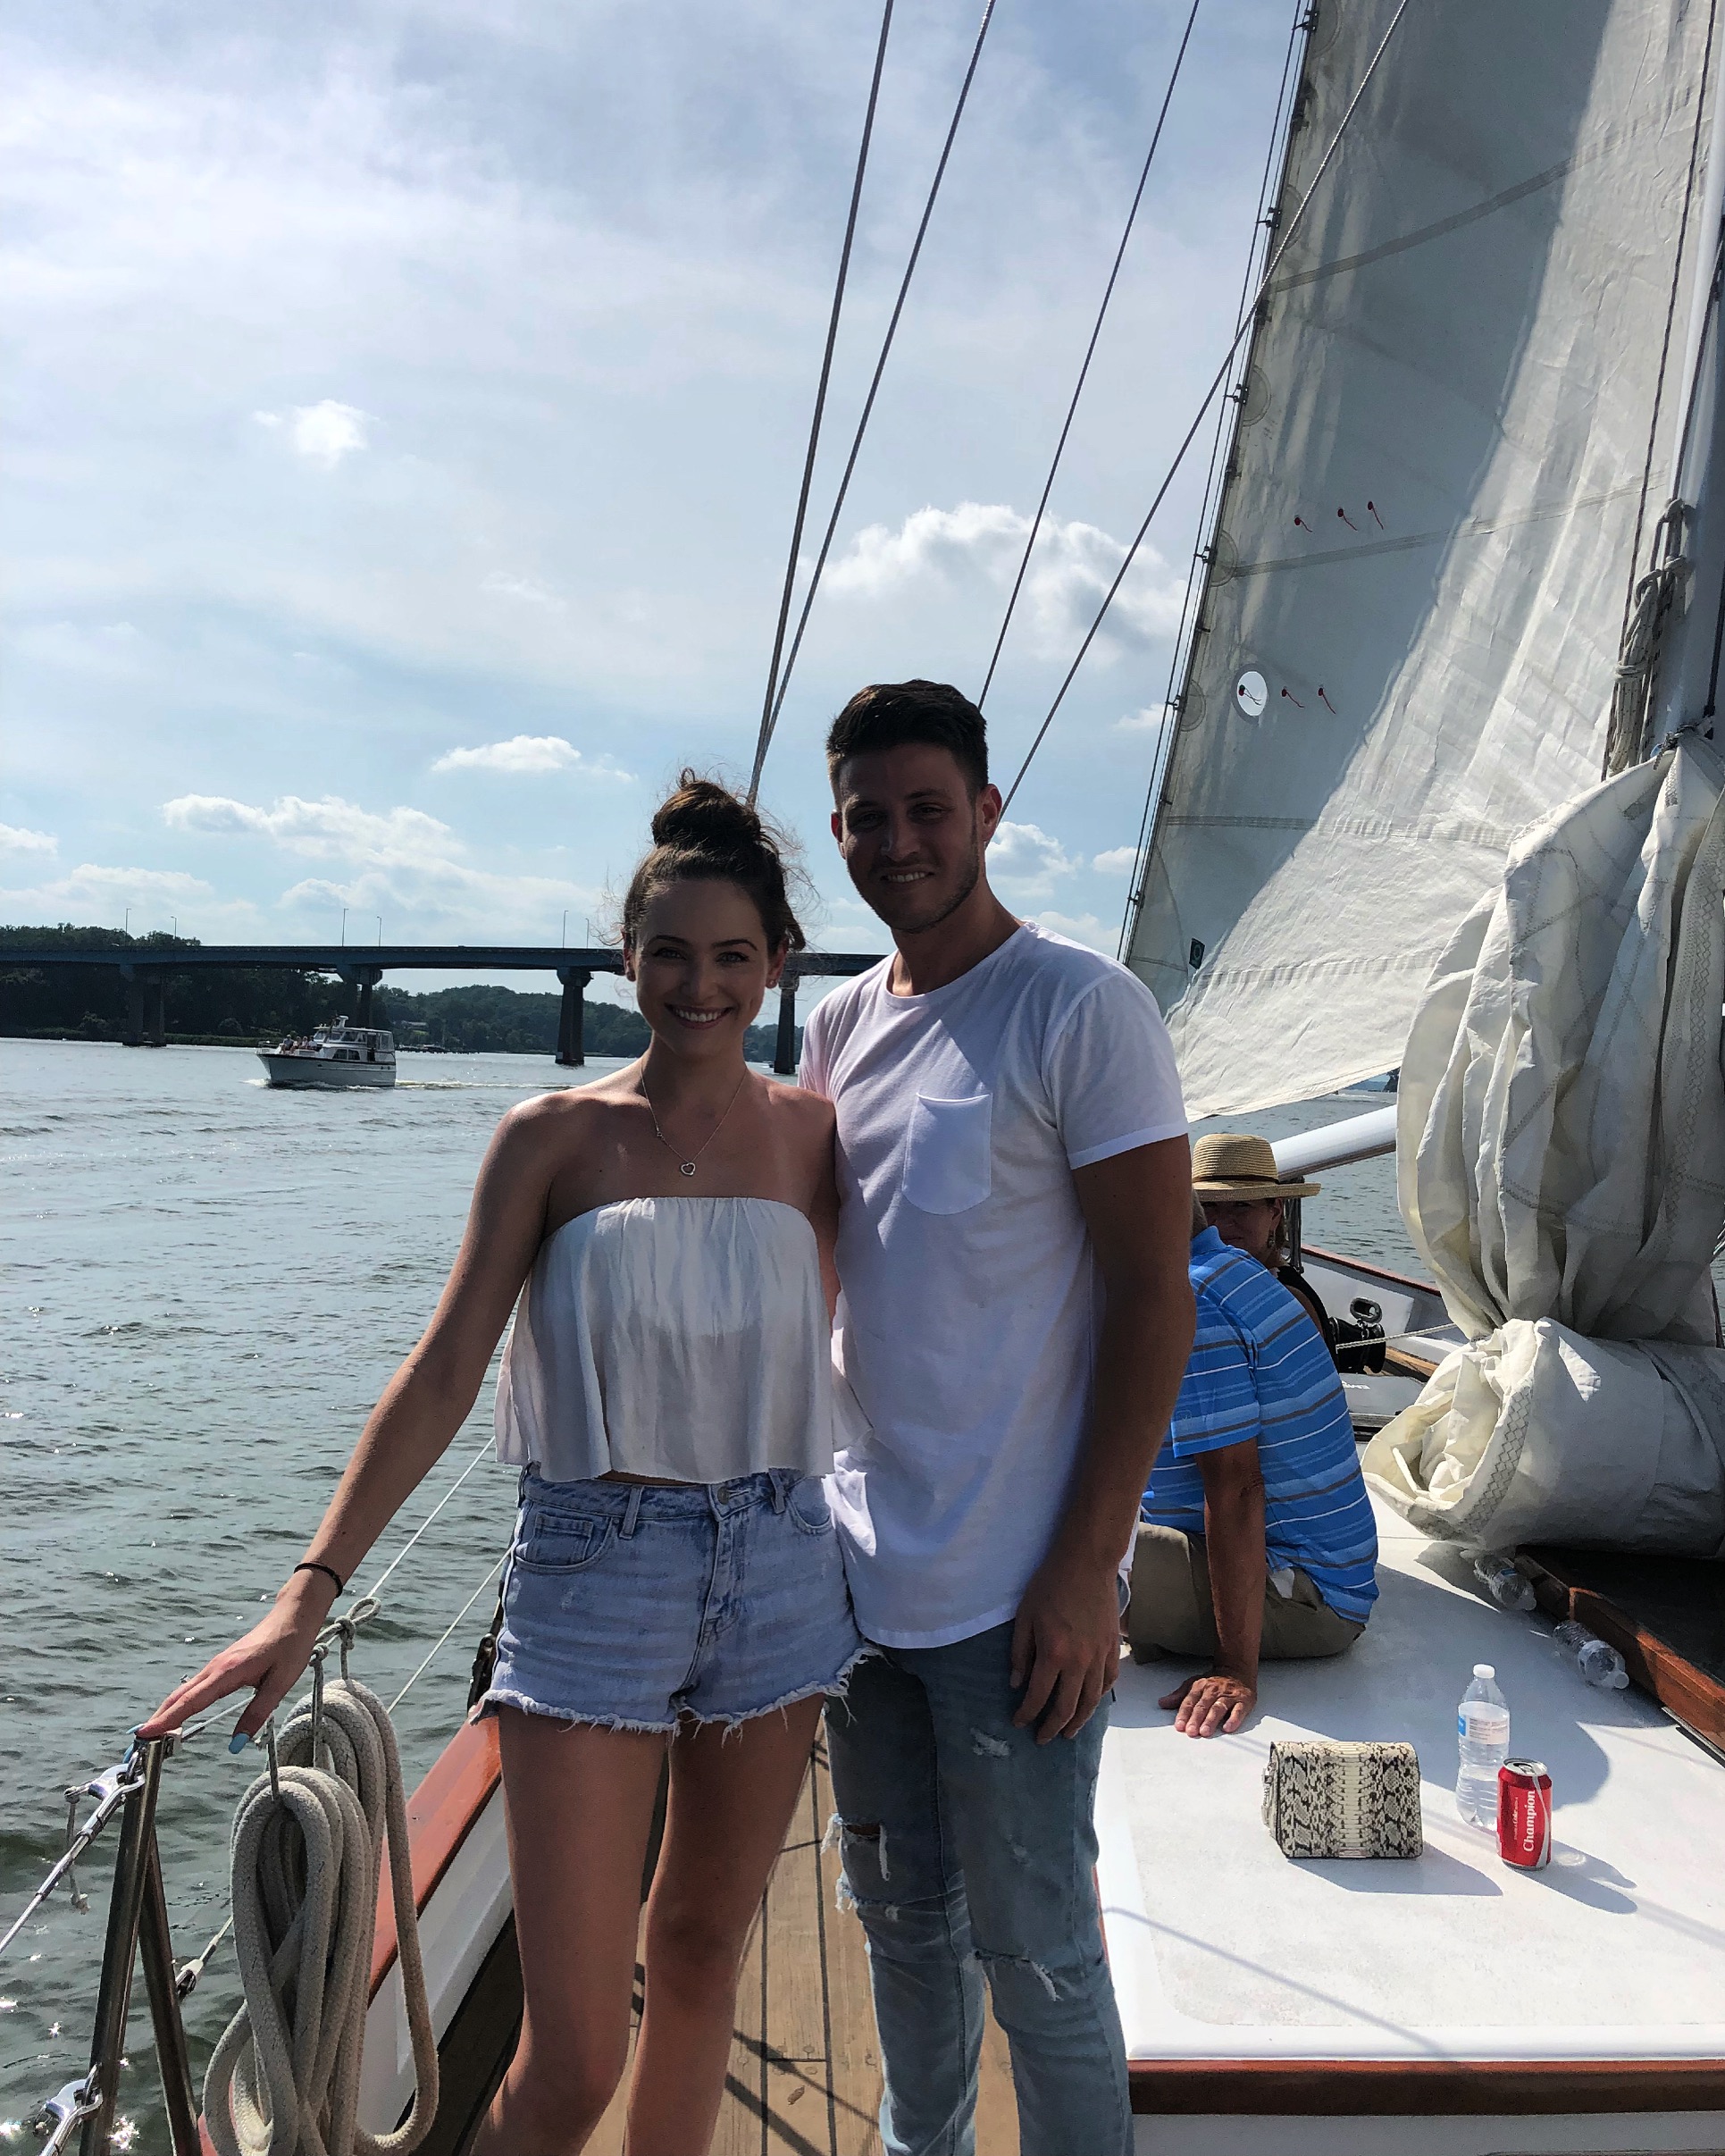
[1126,0,1721,1119]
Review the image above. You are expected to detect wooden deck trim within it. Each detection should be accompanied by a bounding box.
[370,1716,503,1995]
[1302,1245,1437,1300]
[1128,2056,1725,2114]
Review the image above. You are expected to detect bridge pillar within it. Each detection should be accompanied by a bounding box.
[339,966,383,1026]
[557,969,591,1066]
[773,967,799,1077]
[120,966,143,1046]
[142,972,166,1047]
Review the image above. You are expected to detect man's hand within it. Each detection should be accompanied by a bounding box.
[1011,1552,1121,1743]
[1159,1669,1256,1738]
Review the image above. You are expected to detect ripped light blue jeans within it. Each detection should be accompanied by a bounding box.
[824,1622,1130,2156]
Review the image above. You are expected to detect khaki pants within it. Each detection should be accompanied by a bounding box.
[1126,1521,1365,1662]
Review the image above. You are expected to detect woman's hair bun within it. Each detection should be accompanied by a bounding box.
[621,768,808,954]
[649,772,765,851]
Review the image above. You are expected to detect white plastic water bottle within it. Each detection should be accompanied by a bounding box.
[1455,1663,1510,1830]
[1554,1619,1630,1690]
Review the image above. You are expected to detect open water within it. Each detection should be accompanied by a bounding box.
[0,1036,1412,2146]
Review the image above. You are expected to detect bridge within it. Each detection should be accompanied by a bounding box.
[3,943,882,1073]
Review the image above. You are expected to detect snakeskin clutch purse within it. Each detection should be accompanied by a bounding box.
[1261,1740,1423,1859]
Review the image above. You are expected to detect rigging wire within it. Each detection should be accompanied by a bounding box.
[752,0,896,805]
[1001,0,1413,816]
[362,1432,494,1604]
[1115,0,1310,955]
[389,1555,510,1712]
[977,0,1203,712]
[746,0,1000,802]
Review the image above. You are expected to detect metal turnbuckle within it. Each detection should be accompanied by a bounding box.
[0,1750,145,1963]
[37,2070,99,2155]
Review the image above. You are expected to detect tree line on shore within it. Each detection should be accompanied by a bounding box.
[0,926,795,1061]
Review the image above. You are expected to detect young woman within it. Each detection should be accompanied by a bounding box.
[141,777,867,2156]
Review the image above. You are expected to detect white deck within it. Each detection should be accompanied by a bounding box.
[1099,1495,1725,2069]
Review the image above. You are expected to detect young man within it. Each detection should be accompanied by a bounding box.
[800,680,1194,2156]
[1129,1196,1378,1738]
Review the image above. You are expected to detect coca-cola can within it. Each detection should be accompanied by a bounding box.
[1497,1759,1553,1869]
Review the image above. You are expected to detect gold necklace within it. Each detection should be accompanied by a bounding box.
[639,1069,749,1178]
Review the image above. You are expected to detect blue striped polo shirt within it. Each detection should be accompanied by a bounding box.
[1141,1229,1378,1622]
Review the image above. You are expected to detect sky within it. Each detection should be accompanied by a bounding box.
[3,0,1301,1002]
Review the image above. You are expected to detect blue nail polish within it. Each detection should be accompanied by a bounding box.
[229,1732,248,1755]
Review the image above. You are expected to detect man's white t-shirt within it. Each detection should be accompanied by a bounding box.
[800,920,1187,1648]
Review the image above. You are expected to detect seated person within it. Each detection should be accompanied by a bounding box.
[1191,1130,1335,1349]
[1127,1194,1378,1737]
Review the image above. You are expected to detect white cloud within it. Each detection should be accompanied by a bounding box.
[1035,909,1116,952]
[1091,844,1137,876]
[158,788,600,943]
[1117,704,1175,732]
[987,818,1075,898]
[826,502,1185,656]
[430,736,635,778]
[0,822,58,857]
[481,573,566,612]
[0,860,263,936]
[254,400,371,469]
[163,792,453,862]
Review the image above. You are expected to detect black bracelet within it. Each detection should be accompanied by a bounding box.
[292,1560,346,1596]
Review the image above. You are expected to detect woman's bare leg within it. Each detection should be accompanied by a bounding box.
[626,1695,825,2156]
[471,1707,667,2156]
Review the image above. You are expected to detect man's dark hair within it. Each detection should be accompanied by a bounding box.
[825,680,988,798]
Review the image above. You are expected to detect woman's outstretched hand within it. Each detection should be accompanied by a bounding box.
[136,1575,335,1747]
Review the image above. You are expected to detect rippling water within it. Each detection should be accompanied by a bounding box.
[0,1037,1409,2144]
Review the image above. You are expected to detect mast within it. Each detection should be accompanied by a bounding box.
[1645,56,1725,751]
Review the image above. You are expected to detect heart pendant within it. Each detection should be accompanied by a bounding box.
[680,1161,697,1177]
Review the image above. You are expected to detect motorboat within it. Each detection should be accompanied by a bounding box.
[257,1020,397,1090]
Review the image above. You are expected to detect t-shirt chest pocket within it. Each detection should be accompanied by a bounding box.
[902,1092,992,1216]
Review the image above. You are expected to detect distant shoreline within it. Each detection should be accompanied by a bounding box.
[4,1031,597,1054]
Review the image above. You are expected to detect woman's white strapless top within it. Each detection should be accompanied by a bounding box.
[494,1195,860,1484]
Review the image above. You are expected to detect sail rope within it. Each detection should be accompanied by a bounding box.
[976,0,1204,711]
[205,1677,438,2156]
[752,0,896,806]
[746,0,1000,803]
[1606,497,1694,774]
[1000,0,1413,815]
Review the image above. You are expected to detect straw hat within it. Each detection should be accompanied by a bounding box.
[1191,1131,1320,1203]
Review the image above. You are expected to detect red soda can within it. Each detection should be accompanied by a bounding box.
[1497,1759,1553,1869]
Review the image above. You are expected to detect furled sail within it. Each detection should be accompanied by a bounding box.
[1126,0,1721,1119]
[1363,737,1725,1553]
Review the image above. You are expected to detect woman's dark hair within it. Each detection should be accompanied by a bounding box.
[621,772,807,956]
[825,679,988,797]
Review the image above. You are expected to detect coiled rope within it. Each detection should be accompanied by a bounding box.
[205,1676,438,2156]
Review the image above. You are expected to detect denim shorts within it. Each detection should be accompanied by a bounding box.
[481,1468,868,1733]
